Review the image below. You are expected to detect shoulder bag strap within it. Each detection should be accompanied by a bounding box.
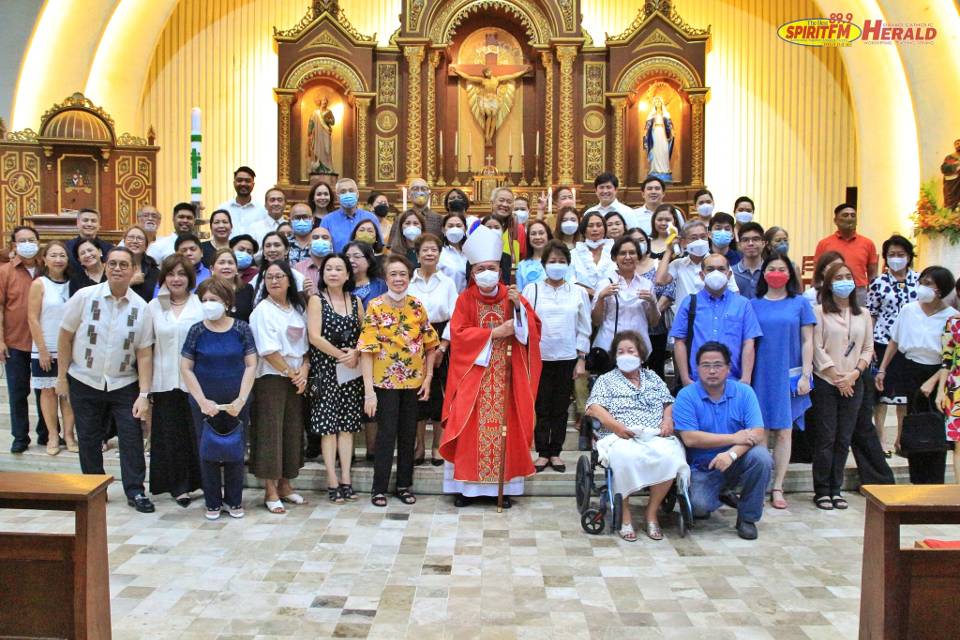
[685,292,697,351]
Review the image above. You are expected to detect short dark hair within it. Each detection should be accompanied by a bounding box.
[737,222,765,239]
[77,208,100,219]
[74,238,103,264]
[594,172,619,189]
[444,188,470,212]
[578,211,606,238]
[10,225,38,243]
[229,234,259,254]
[234,166,256,178]
[733,196,755,211]
[881,234,914,267]
[173,202,197,217]
[604,211,627,229]
[611,330,649,361]
[834,202,856,215]
[384,253,413,277]
[197,277,235,309]
[105,246,134,264]
[209,209,233,226]
[440,212,467,247]
[709,212,735,229]
[755,253,800,298]
[919,266,956,299]
[318,253,356,293]
[343,240,382,280]
[540,239,571,267]
[610,235,641,259]
[174,233,201,251]
[366,190,384,206]
[415,232,443,254]
[696,341,731,365]
[158,253,197,292]
[641,175,666,191]
[693,188,713,203]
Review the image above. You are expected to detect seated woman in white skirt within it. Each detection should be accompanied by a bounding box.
[585,330,689,542]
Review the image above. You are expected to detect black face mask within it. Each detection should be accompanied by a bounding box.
[448,199,467,213]
[374,203,390,218]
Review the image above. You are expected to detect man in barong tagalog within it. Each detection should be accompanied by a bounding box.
[439,224,542,508]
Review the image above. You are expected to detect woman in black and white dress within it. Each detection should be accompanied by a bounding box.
[306,253,364,503]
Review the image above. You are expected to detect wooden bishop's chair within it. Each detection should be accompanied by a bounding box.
[800,255,816,288]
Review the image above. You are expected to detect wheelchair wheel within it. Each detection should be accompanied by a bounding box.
[575,455,592,514]
[660,484,677,514]
[610,493,623,534]
[581,508,605,535]
[677,486,693,537]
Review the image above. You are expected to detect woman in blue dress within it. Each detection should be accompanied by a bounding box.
[515,220,552,291]
[343,241,387,307]
[750,253,815,510]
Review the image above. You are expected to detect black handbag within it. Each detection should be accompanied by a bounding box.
[900,392,948,456]
[585,279,618,375]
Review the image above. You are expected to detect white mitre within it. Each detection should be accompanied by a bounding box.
[462,224,502,264]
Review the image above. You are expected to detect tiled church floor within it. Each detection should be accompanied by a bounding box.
[4,481,960,640]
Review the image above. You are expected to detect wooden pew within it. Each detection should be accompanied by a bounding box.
[859,484,960,639]
[0,471,113,639]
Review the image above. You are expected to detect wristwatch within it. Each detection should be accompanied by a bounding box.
[728,450,738,462]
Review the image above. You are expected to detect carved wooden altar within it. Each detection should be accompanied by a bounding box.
[274,0,709,208]
[0,93,159,244]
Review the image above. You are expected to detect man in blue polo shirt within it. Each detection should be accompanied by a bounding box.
[320,177,381,252]
[673,342,772,540]
[670,253,762,387]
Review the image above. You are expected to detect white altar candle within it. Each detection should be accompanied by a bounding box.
[401,187,407,212]
[509,134,513,156]
[454,131,459,155]
[521,133,525,155]
[547,187,552,215]
[536,131,540,155]
[572,187,577,202]
[439,130,443,154]
[190,107,202,204]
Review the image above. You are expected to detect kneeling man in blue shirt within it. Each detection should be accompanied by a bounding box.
[673,341,773,540]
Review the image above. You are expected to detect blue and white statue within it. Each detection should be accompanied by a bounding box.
[643,95,674,183]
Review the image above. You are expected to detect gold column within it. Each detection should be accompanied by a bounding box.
[403,44,426,182]
[540,50,554,186]
[354,93,374,188]
[608,94,628,183]
[426,50,441,185]
[688,89,709,187]
[274,89,297,186]
[555,45,578,186]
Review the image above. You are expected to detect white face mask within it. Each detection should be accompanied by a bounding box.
[515,209,529,224]
[697,203,714,218]
[386,289,407,301]
[474,269,500,289]
[585,238,605,249]
[703,270,728,291]
[916,284,937,304]
[16,241,39,259]
[616,354,641,373]
[887,256,908,272]
[201,300,225,321]
[402,226,422,241]
[735,211,754,224]
[560,220,579,236]
[445,227,465,244]
[686,239,709,257]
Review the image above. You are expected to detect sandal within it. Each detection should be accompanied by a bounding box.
[46,443,61,456]
[645,522,663,541]
[395,488,417,505]
[279,492,305,505]
[328,486,344,504]
[264,499,286,514]
[371,493,388,508]
[533,457,549,473]
[814,495,834,511]
[832,495,848,510]
[770,489,788,510]
[339,484,357,502]
[619,523,637,542]
[65,439,79,453]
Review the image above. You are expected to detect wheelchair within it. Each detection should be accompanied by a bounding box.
[575,414,694,537]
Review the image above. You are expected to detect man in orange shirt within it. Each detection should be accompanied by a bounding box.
[0,226,49,453]
[813,203,878,304]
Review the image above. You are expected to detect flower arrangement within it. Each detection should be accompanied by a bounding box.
[911,180,960,245]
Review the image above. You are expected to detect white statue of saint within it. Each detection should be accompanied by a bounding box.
[307,96,335,173]
[643,96,674,182]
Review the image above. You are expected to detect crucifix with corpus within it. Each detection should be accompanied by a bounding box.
[450,32,532,161]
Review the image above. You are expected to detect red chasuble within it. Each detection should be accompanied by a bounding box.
[439,283,542,483]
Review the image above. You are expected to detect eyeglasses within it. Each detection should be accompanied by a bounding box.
[264,274,288,282]
[106,261,131,270]
[698,362,727,371]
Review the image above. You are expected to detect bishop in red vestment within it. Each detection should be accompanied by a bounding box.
[439,225,541,506]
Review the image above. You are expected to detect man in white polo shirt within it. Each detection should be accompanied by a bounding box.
[584,172,640,230]
[247,187,288,247]
[656,219,738,313]
[147,202,197,263]
[57,247,156,513]
[218,166,269,238]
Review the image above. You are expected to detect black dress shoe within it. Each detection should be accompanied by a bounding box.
[431,458,444,466]
[304,445,320,460]
[735,515,758,540]
[414,456,426,466]
[365,453,375,462]
[175,496,192,508]
[552,464,566,473]
[128,494,156,513]
[500,496,512,509]
[37,435,48,446]
[454,494,472,508]
[10,442,28,454]
[719,489,740,509]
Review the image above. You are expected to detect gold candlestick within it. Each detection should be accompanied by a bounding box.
[518,153,529,186]
[531,152,542,187]
[504,154,514,186]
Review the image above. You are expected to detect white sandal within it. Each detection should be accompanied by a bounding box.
[619,523,637,542]
[264,499,286,514]
[279,492,305,505]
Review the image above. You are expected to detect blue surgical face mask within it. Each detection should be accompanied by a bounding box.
[711,230,733,247]
[831,279,856,298]
[292,219,313,236]
[234,250,253,269]
[339,192,359,209]
[310,239,332,258]
[775,242,789,255]
[545,263,568,281]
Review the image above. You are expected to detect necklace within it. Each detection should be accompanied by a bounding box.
[169,298,187,307]
[268,297,291,312]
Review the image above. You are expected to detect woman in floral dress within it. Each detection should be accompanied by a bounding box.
[937,307,960,483]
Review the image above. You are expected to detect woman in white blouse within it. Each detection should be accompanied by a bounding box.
[570,211,615,296]
[252,231,306,303]
[522,240,590,473]
[249,261,310,514]
[438,212,468,292]
[146,254,205,506]
[591,236,661,370]
[408,233,459,466]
